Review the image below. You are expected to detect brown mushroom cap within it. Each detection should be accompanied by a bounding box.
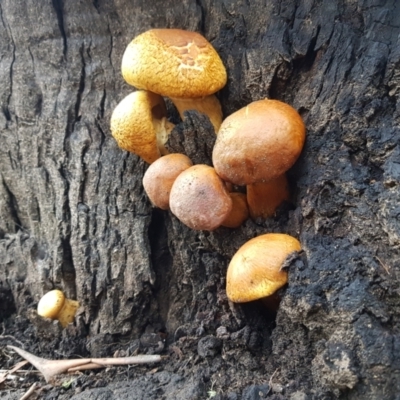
[143,154,193,210]
[110,91,173,164]
[170,164,232,231]
[121,29,227,99]
[213,99,306,186]
[226,233,301,303]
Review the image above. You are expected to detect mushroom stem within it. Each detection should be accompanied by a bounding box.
[57,298,80,328]
[260,292,284,312]
[246,174,289,221]
[221,192,249,228]
[7,345,163,383]
[170,94,223,133]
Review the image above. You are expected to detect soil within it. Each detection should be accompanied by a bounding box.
[1,0,400,399]
[0,112,303,399]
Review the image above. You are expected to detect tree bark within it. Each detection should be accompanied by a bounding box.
[1,0,400,398]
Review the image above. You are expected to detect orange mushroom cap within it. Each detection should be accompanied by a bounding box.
[226,233,301,303]
[110,91,173,164]
[122,29,227,99]
[213,99,306,186]
[121,29,227,132]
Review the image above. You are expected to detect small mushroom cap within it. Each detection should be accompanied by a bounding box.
[170,164,232,231]
[226,233,301,303]
[37,289,65,319]
[121,29,227,98]
[213,99,306,186]
[110,91,169,164]
[143,154,193,210]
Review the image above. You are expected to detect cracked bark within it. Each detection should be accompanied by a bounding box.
[1,0,400,398]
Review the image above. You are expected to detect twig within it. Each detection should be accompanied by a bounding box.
[0,360,28,384]
[67,362,105,372]
[19,382,38,400]
[268,368,279,387]
[177,355,192,373]
[7,345,164,383]
[8,346,89,383]
[266,368,279,395]
[0,335,25,348]
[0,369,41,375]
[375,256,390,274]
[88,355,164,366]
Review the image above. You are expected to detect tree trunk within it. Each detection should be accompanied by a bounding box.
[1,0,399,398]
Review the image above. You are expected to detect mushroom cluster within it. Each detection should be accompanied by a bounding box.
[143,98,304,230]
[111,28,306,231]
[35,30,305,328]
[110,28,305,308]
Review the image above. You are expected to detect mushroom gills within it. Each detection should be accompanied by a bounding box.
[170,94,223,133]
[152,116,174,156]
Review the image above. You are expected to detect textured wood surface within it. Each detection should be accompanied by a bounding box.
[1,1,400,398]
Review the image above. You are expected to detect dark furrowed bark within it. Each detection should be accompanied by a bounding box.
[1,0,399,398]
